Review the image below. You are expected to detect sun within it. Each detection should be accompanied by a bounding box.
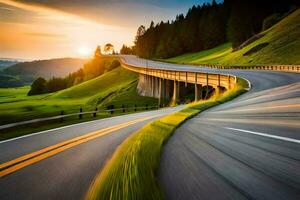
[77,46,92,57]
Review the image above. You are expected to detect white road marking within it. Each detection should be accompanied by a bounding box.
[213,103,300,113]
[225,127,300,144]
[0,107,181,144]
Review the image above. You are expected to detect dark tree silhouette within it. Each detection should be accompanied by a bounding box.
[104,43,114,54]
[120,45,134,54]
[28,77,47,96]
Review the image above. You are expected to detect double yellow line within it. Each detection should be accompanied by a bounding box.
[0,115,157,177]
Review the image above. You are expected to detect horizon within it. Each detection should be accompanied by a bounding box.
[0,0,222,60]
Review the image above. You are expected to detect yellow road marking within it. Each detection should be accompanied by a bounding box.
[0,115,157,177]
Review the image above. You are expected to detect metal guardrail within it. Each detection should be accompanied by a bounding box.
[178,63,300,73]
[0,105,159,130]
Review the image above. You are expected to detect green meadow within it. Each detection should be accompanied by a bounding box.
[0,67,157,126]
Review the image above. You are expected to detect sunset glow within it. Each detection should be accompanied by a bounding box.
[0,0,219,60]
[0,0,134,59]
[77,46,93,57]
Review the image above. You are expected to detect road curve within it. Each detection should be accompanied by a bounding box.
[0,106,183,199]
[1,55,299,200]
[121,56,300,200]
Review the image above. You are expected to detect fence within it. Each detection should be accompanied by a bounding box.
[0,104,159,130]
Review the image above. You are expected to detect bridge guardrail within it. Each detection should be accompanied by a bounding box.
[181,63,300,73]
[120,58,238,90]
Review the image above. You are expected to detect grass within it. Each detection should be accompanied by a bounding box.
[85,78,249,200]
[0,67,157,126]
[0,106,158,141]
[0,67,158,140]
[165,43,231,64]
[165,9,300,66]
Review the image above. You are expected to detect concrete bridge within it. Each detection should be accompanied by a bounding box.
[120,57,237,104]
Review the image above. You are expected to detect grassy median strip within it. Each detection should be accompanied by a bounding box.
[86,78,249,200]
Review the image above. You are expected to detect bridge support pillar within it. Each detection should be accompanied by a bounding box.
[228,75,231,90]
[195,84,202,101]
[165,79,171,99]
[151,76,155,97]
[158,78,162,106]
[172,80,179,104]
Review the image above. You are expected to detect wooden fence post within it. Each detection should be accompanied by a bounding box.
[79,108,83,119]
[93,107,97,117]
[60,111,64,122]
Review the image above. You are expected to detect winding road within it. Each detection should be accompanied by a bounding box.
[123,57,300,200]
[0,107,183,199]
[1,55,300,199]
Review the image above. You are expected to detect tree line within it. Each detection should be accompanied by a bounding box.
[28,46,120,96]
[133,0,299,59]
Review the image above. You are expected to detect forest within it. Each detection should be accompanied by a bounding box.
[134,0,299,58]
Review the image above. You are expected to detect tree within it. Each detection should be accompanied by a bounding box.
[28,77,47,96]
[120,45,134,54]
[94,45,102,57]
[46,77,67,93]
[135,25,146,44]
[104,43,114,54]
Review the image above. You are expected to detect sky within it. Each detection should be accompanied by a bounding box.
[0,0,221,60]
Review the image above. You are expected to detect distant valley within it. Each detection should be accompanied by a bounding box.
[0,58,87,87]
[0,59,19,70]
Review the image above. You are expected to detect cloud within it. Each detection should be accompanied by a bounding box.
[25,32,66,38]
[2,0,220,28]
[0,0,220,59]
[0,6,14,11]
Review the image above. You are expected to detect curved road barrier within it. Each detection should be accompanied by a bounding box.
[120,56,238,104]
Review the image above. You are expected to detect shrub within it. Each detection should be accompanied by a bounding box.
[27,77,47,96]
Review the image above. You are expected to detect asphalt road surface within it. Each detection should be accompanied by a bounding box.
[0,106,183,200]
[1,55,299,200]
[120,56,300,200]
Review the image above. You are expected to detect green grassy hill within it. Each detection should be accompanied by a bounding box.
[0,67,157,125]
[166,9,300,66]
[51,67,156,108]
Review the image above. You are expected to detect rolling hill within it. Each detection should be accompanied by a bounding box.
[166,8,300,66]
[0,58,87,87]
[51,66,157,108]
[0,59,19,70]
[0,67,157,125]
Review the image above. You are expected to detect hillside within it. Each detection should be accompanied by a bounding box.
[51,66,156,107]
[0,67,157,125]
[0,59,19,70]
[0,58,87,87]
[166,9,300,65]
